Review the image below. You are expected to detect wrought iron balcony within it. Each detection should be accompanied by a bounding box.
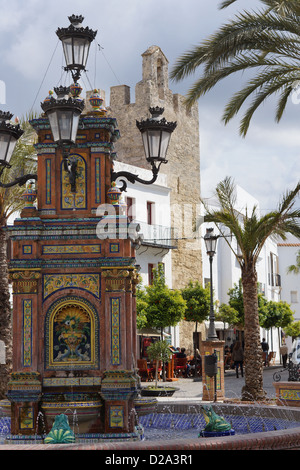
[135,220,177,249]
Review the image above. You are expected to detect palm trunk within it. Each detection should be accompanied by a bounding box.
[241,264,265,401]
[0,226,12,399]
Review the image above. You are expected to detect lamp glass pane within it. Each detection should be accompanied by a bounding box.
[62,38,73,66]
[73,37,86,66]
[70,113,80,142]
[82,41,91,67]
[0,133,17,163]
[204,235,217,255]
[142,132,149,159]
[159,130,171,160]
[47,110,60,142]
[0,134,10,162]
[147,129,160,160]
[57,110,73,142]
[6,137,17,163]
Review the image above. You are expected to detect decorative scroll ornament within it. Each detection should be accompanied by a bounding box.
[9,270,41,294]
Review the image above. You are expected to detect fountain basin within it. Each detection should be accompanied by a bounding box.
[41,400,102,434]
[2,400,300,449]
[199,429,235,437]
[0,400,11,418]
[134,397,157,415]
[273,381,300,407]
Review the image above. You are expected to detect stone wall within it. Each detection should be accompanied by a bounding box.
[108,45,203,351]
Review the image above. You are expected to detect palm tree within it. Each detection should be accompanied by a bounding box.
[203,176,300,400]
[0,118,37,399]
[170,1,300,136]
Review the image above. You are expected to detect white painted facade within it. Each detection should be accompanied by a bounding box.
[267,235,300,357]
[278,234,300,324]
[201,185,282,361]
[113,160,180,348]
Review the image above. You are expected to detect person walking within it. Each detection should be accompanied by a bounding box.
[232,341,244,378]
[261,338,269,366]
[280,342,288,368]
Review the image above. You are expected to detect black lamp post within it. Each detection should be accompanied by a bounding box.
[0,111,37,188]
[204,227,219,340]
[111,107,176,191]
[41,15,97,193]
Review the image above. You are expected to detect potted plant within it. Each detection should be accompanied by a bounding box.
[141,340,179,397]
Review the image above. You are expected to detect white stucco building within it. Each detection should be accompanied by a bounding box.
[113,160,180,350]
[278,235,300,321]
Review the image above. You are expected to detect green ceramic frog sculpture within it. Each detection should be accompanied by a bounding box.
[44,413,75,444]
[201,405,232,432]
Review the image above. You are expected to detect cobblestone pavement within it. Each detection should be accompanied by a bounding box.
[154,365,289,402]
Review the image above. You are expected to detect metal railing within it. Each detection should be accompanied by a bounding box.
[273,355,300,382]
[136,220,178,248]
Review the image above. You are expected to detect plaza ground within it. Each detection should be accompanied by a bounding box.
[152,364,288,403]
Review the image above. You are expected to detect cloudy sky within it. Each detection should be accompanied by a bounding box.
[0,0,299,213]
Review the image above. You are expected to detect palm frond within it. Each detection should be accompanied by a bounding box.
[171,5,300,133]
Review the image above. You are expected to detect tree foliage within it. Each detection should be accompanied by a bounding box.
[171,0,300,136]
[284,320,300,339]
[181,280,210,323]
[136,264,186,332]
[260,299,294,329]
[146,340,171,386]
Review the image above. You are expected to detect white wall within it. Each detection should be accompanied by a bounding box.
[113,161,180,348]
[114,160,173,287]
[278,234,300,321]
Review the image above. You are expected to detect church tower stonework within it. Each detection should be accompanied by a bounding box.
[109,46,203,350]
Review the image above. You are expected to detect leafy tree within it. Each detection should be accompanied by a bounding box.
[260,300,294,330]
[181,280,210,362]
[181,280,210,331]
[226,280,244,326]
[217,281,268,340]
[0,117,37,398]
[171,0,300,136]
[141,264,186,338]
[146,340,171,387]
[202,176,300,401]
[284,320,300,339]
[217,303,240,329]
[136,282,148,330]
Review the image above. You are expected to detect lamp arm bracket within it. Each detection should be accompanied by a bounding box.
[111,163,161,192]
[0,173,37,188]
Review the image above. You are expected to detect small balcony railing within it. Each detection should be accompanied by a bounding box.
[136,220,178,249]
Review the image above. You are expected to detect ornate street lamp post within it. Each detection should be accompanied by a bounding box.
[204,227,219,340]
[111,106,177,191]
[40,86,85,192]
[40,15,97,193]
[0,111,37,187]
[56,14,97,82]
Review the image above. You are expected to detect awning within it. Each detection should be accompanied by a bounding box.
[137,328,171,337]
[204,321,230,330]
